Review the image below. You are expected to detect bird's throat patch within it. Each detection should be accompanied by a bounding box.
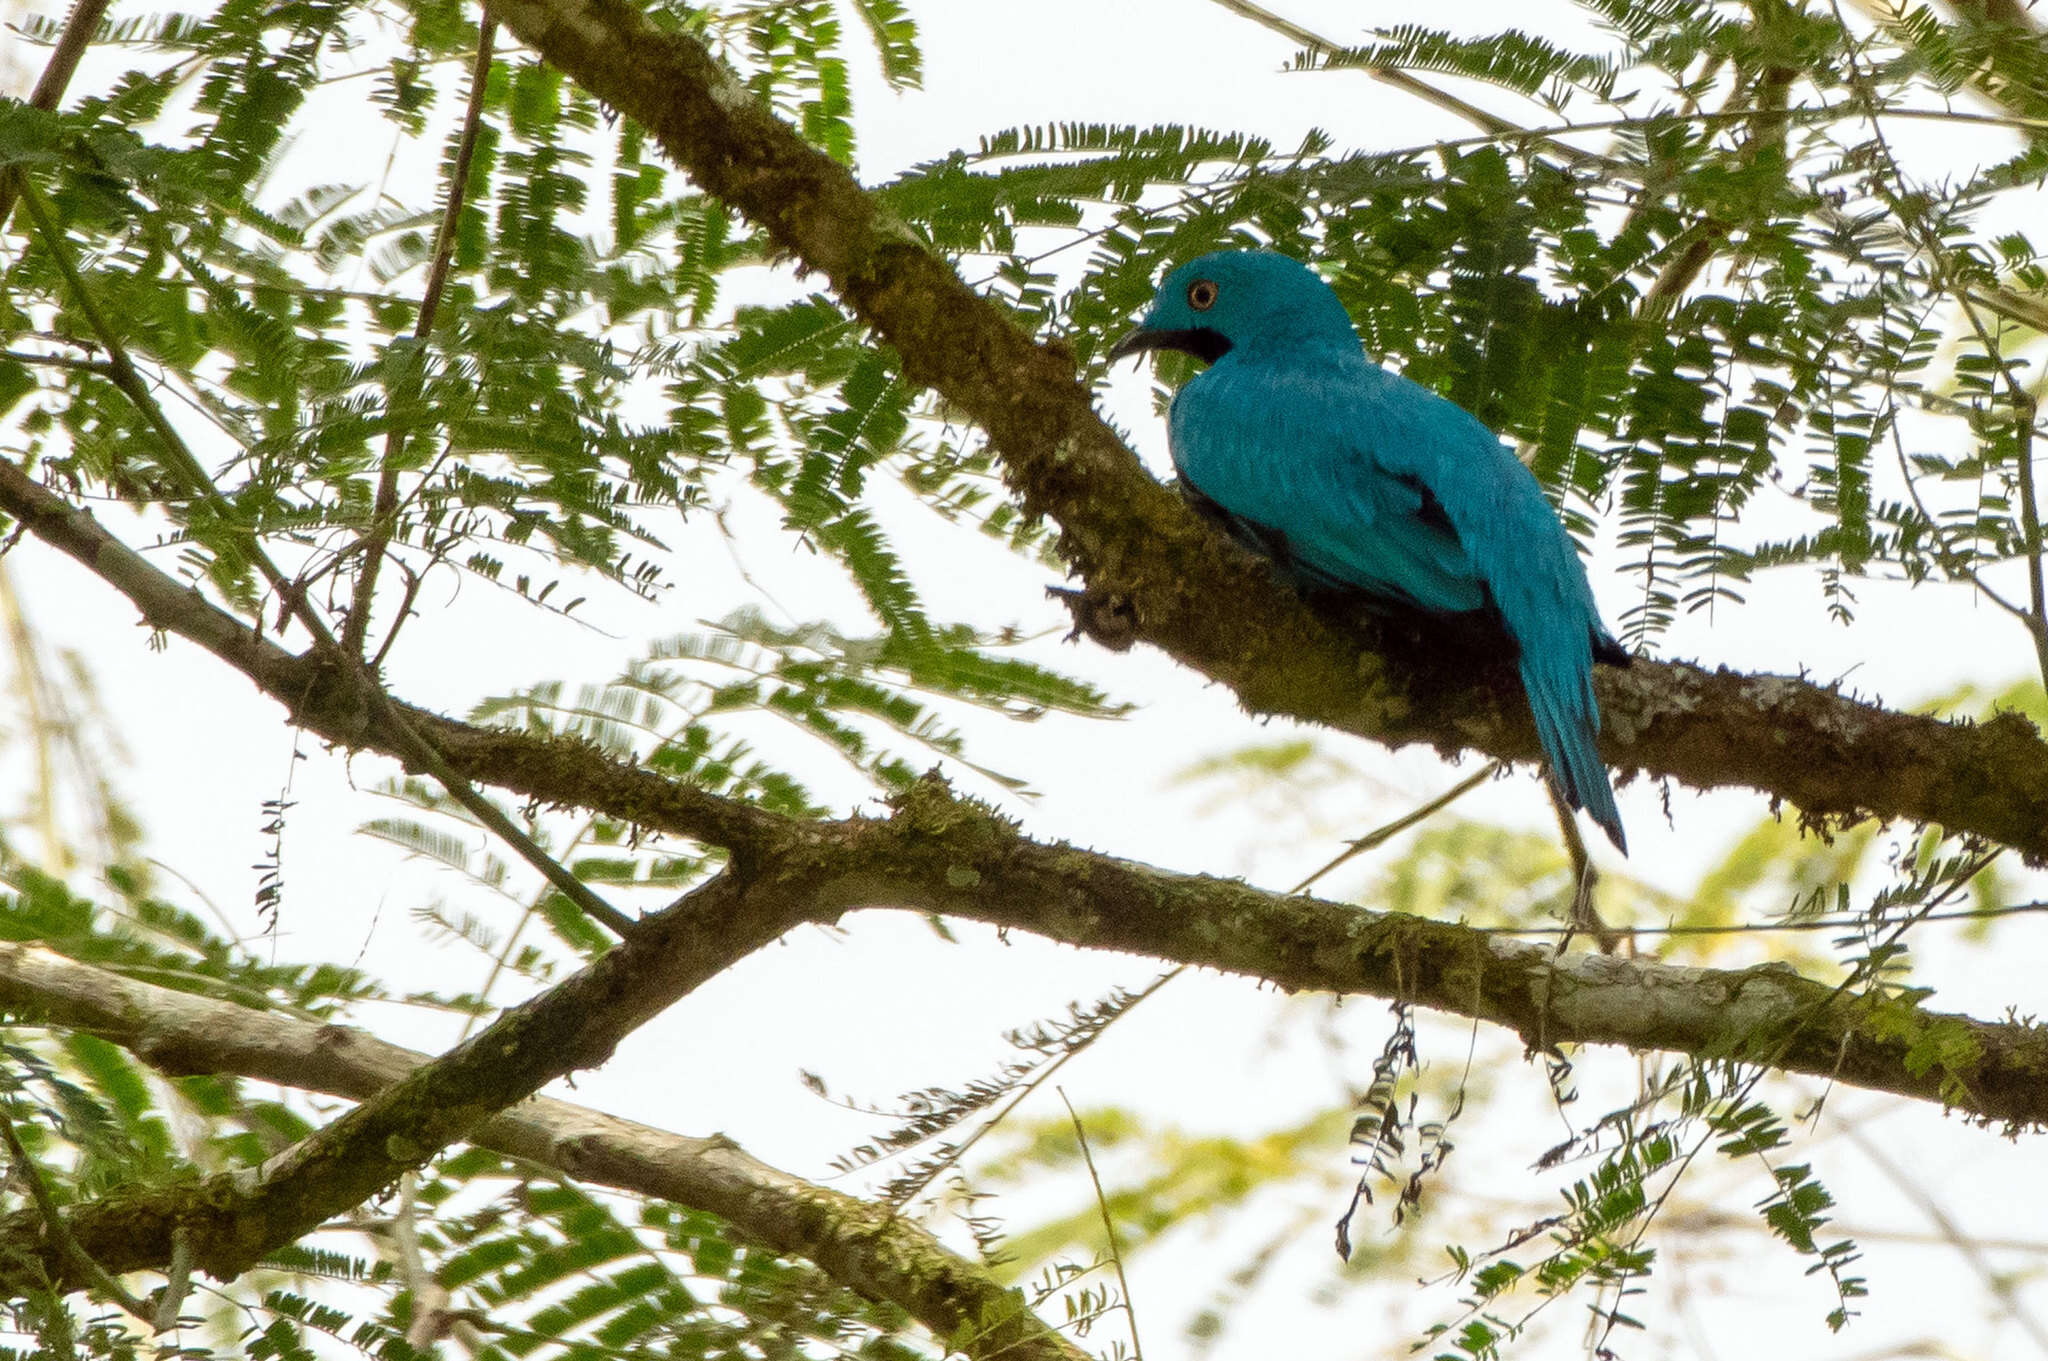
[1149,327,1233,364]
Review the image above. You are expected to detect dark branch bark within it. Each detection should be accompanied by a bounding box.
[0,943,1086,1361]
[3,462,2045,1131]
[478,0,2048,862]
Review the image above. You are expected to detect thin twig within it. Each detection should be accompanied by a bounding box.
[1545,776,1622,956]
[343,17,498,660]
[1200,0,1607,170]
[1056,1089,1144,1361]
[0,0,113,231]
[1463,897,2048,936]
[0,1103,154,1325]
[393,1170,471,1349]
[1286,760,1501,897]
[151,1230,191,1333]
[2010,393,2048,690]
[0,350,114,376]
[366,558,426,674]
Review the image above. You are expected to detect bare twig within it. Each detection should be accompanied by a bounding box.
[1546,776,1623,956]
[1057,1089,1144,1361]
[2011,393,2048,690]
[366,558,426,674]
[1201,0,1607,169]
[0,350,114,376]
[1287,760,1502,897]
[150,1229,192,1332]
[393,1171,476,1349]
[344,17,498,660]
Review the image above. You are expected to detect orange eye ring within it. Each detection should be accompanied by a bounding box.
[1187,279,1219,311]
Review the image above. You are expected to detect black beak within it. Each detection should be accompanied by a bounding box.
[1105,325,1232,366]
[1106,326,1160,363]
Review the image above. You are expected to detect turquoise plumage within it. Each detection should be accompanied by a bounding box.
[1110,251,1629,851]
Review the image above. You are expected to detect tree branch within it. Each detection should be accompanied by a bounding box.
[0,943,1087,1361]
[474,0,2048,863]
[0,867,806,1293]
[1,461,2046,1128]
[815,779,2048,1131]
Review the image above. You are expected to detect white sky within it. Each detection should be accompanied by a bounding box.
[6,0,2048,1357]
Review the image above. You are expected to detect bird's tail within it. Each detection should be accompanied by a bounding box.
[1520,645,1626,854]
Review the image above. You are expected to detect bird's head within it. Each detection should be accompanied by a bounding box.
[1107,250,1356,367]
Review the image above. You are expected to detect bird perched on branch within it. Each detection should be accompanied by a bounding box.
[1109,250,1630,852]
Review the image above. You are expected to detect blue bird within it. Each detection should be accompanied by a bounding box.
[1109,250,1629,852]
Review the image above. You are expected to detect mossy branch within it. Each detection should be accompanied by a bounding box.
[0,459,2044,1129]
[0,869,805,1294]
[0,942,1087,1361]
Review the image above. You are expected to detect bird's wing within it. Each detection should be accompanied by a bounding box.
[1347,367,1605,647]
[1169,358,1488,611]
[1354,368,1625,847]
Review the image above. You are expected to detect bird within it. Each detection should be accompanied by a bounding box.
[1108,249,1630,852]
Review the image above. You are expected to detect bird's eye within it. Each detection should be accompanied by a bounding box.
[1186,279,1219,311]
